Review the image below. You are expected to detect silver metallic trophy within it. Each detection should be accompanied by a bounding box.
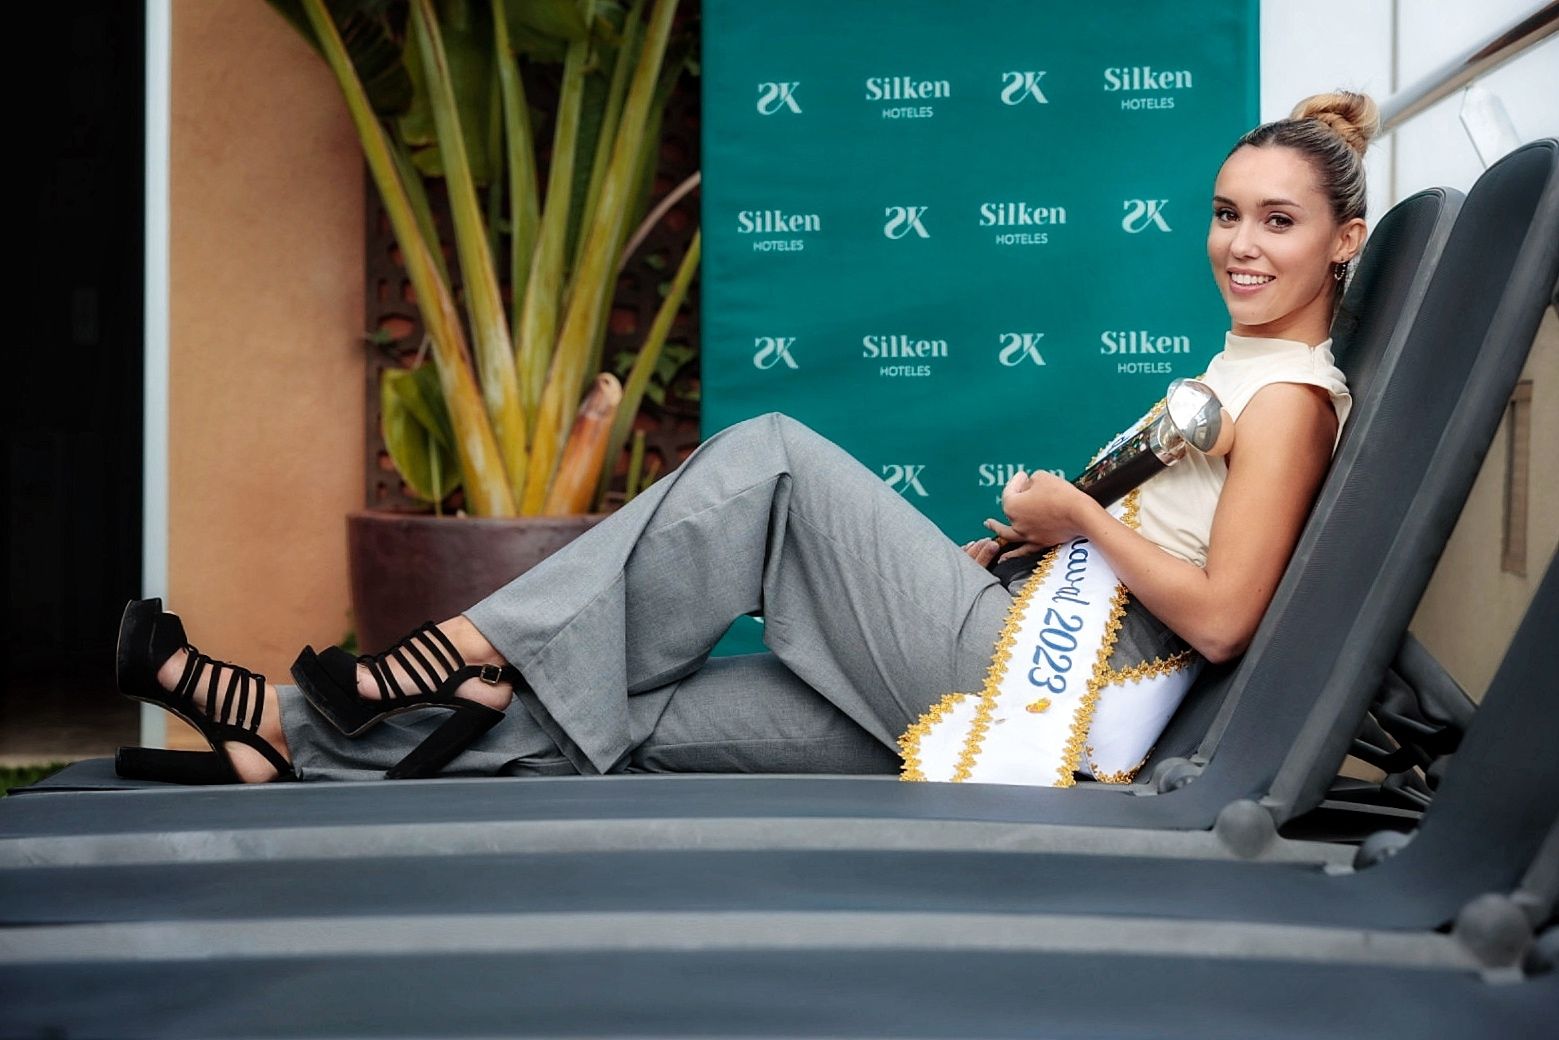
[1072,378,1233,506]
[988,378,1233,578]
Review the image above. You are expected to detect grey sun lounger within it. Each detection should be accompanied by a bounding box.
[12,139,1556,873]
[4,559,1556,1038]
[6,557,1556,933]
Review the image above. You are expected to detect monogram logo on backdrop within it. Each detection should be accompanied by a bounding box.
[1101,328,1190,376]
[881,464,930,497]
[999,71,1050,105]
[979,201,1066,246]
[1121,199,1171,233]
[752,336,799,370]
[997,332,1047,367]
[756,81,802,115]
[737,209,821,253]
[865,334,947,379]
[867,75,950,120]
[883,206,931,239]
[1103,65,1194,111]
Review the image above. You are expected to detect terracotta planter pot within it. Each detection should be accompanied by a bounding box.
[347,511,605,654]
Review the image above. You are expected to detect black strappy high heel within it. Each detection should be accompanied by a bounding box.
[290,623,511,780]
[113,598,295,784]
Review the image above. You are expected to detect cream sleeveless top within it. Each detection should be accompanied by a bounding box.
[1135,332,1352,567]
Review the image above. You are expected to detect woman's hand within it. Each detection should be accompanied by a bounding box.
[983,469,1093,557]
[960,537,1002,568]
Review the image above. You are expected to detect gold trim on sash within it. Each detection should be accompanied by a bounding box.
[1054,584,1131,787]
[1098,648,1199,687]
[1084,647,1200,784]
[900,490,1152,785]
[899,525,1063,782]
[898,692,966,782]
[1050,489,1141,787]
[1088,754,1152,785]
[951,545,1057,782]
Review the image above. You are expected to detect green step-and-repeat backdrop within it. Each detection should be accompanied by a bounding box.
[701,0,1258,654]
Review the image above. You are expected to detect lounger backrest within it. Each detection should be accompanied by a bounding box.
[1209,138,1559,823]
[1139,185,1461,778]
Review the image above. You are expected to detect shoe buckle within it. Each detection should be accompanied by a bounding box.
[478,664,504,686]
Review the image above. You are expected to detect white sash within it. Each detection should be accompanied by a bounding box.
[900,490,1201,787]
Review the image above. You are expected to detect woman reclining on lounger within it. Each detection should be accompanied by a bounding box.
[115,91,1375,786]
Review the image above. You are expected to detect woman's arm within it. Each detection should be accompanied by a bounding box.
[988,382,1337,663]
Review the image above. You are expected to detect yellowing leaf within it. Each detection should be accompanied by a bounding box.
[382,368,461,503]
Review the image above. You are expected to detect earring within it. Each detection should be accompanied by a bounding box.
[1333,261,1347,282]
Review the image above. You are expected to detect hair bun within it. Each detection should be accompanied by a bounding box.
[1290,91,1380,156]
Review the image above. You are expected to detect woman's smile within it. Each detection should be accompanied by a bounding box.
[1228,268,1276,294]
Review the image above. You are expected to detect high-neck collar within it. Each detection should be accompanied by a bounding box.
[1223,331,1332,360]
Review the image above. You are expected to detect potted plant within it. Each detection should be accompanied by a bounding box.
[270,0,701,650]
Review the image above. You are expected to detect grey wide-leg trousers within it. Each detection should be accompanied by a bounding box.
[279,413,1015,782]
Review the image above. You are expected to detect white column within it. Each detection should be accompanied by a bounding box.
[141,0,171,748]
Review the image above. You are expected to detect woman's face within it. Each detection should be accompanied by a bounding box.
[1207,144,1364,344]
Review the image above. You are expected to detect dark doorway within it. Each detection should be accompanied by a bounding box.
[5,4,145,762]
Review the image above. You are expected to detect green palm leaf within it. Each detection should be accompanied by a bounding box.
[410,0,529,495]
[382,365,461,504]
[267,0,413,115]
[299,0,515,515]
[523,0,678,512]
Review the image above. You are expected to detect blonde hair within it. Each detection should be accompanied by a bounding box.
[1229,90,1380,225]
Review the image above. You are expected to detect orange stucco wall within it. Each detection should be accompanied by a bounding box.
[167,0,363,741]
